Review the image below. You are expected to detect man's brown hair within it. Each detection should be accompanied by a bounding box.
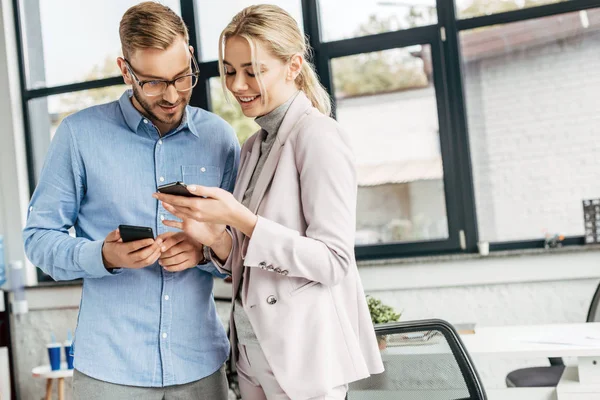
[119,2,189,59]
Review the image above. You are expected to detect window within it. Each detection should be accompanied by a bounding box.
[28,86,128,182]
[461,8,600,242]
[19,0,181,88]
[15,0,599,268]
[331,47,449,244]
[318,0,437,42]
[194,0,303,61]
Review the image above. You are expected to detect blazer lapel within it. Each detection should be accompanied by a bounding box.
[247,92,313,214]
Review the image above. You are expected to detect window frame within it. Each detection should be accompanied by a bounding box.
[12,0,599,283]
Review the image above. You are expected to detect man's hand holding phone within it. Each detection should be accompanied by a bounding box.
[102,228,163,270]
[157,231,204,272]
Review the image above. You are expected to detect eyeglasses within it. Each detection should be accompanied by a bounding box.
[123,51,200,97]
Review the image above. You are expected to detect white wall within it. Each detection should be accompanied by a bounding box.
[0,0,37,286]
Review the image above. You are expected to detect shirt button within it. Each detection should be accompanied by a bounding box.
[29,206,33,211]
[162,333,167,339]
[143,119,148,124]
[159,177,165,182]
[158,140,163,145]
[160,215,165,221]
[200,167,206,172]
[164,295,169,301]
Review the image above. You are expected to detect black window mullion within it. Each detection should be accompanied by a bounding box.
[430,34,463,253]
[180,0,211,110]
[438,0,479,252]
[323,25,439,59]
[25,76,125,100]
[198,60,219,110]
[180,0,199,57]
[13,0,36,196]
[302,0,334,115]
[356,238,463,260]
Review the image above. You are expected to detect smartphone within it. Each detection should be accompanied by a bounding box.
[157,181,195,197]
[118,225,154,243]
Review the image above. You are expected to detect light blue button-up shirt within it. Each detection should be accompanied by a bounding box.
[23,90,240,387]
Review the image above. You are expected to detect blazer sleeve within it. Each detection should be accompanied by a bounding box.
[243,118,356,287]
[210,133,258,275]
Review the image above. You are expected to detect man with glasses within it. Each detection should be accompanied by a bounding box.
[23,2,239,399]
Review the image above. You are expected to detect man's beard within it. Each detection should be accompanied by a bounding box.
[132,86,191,125]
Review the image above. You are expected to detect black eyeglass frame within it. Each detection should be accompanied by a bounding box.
[122,50,200,96]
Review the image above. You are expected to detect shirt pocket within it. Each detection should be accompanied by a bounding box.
[181,165,221,188]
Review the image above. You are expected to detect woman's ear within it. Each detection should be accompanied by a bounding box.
[288,53,304,81]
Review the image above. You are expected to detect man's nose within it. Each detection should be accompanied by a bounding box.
[163,84,179,104]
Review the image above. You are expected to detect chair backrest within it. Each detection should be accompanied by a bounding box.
[587,281,600,323]
[348,319,487,400]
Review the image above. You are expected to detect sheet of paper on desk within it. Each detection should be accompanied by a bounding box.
[518,333,600,347]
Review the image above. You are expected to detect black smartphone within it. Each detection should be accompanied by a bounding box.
[157,181,195,197]
[118,225,154,243]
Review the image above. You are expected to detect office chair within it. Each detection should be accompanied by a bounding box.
[505,280,600,387]
[348,319,487,400]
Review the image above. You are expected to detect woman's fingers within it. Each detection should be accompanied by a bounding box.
[153,192,197,207]
[162,219,183,230]
[163,203,203,222]
[186,185,224,199]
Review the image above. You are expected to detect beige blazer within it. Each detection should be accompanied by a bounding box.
[214,91,384,399]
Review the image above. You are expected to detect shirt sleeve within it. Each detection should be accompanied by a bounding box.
[22,119,121,280]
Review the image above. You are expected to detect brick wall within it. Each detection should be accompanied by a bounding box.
[464,31,600,241]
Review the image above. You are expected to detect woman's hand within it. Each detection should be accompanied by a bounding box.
[162,214,226,249]
[153,185,258,237]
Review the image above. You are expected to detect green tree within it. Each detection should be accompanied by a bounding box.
[332,14,430,98]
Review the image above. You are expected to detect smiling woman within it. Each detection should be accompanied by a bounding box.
[156,4,384,399]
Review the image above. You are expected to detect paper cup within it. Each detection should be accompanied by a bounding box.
[47,343,62,371]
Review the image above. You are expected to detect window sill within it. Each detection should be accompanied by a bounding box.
[357,243,600,267]
[23,244,600,300]
[357,244,600,292]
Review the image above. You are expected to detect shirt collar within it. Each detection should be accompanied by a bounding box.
[118,90,199,138]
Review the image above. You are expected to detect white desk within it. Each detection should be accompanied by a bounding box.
[376,323,600,400]
[461,323,600,359]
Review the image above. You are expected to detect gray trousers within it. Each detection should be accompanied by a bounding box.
[72,366,229,400]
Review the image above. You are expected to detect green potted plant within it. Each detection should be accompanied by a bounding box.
[366,295,401,350]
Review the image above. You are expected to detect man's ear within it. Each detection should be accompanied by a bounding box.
[117,57,133,85]
[288,53,303,81]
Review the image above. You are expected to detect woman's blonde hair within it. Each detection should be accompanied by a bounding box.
[119,2,189,59]
[218,4,331,116]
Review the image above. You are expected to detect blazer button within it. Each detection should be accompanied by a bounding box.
[259,262,267,269]
[281,270,289,275]
[266,295,277,305]
[275,267,282,273]
[267,264,275,271]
